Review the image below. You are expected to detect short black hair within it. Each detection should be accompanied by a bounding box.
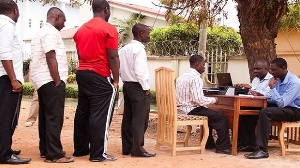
[47,7,63,17]
[92,0,109,13]
[189,55,204,66]
[0,0,17,15]
[271,58,287,68]
[132,23,148,37]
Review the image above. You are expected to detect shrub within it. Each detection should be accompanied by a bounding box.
[65,84,78,98]
[149,23,242,56]
[22,83,158,104]
[23,82,35,95]
[67,74,76,84]
[22,82,78,98]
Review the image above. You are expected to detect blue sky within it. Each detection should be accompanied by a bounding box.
[112,0,240,30]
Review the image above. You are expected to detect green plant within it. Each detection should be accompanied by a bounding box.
[68,58,78,75]
[22,82,35,95]
[149,23,242,56]
[22,82,79,98]
[150,90,156,104]
[65,84,78,98]
[23,60,30,76]
[67,74,76,84]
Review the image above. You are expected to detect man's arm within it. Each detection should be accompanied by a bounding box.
[1,60,22,92]
[107,49,119,88]
[45,50,60,86]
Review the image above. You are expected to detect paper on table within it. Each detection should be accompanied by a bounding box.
[238,94,254,98]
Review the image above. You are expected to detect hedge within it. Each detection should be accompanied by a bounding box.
[22,82,157,104]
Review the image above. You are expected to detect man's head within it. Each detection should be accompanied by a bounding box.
[253,60,269,79]
[0,0,19,22]
[92,0,110,21]
[46,7,66,31]
[270,58,288,79]
[189,55,205,74]
[132,23,151,43]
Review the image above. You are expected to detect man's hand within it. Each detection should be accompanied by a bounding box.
[269,77,278,89]
[113,81,118,88]
[54,79,61,87]
[214,97,218,104]
[11,80,22,92]
[145,89,150,95]
[234,83,251,89]
[248,90,263,96]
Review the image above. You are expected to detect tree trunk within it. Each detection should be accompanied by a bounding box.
[236,0,288,80]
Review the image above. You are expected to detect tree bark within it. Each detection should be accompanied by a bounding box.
[236,0,288,79]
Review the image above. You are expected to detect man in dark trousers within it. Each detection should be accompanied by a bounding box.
[0,0,31,164]
[119,23,155,157]
[73,0,119,162]
[245,58,300,159]
[30,7,73,163]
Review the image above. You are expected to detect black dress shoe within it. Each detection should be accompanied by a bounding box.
[216,148,231,155]
[12,150,21,155]
[122,152,130,155]
[237,145,256,152]
[0,154,31,164]
[131,152,156,157]
[244,149,269,159]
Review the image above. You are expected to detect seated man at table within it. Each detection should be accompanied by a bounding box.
[245,58,300,159]
[236,60,273,152]
[176,54,231,154]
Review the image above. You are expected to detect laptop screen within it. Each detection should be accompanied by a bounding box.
[216,73,233,87]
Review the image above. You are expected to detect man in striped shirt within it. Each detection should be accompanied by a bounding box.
[176,55,231,154]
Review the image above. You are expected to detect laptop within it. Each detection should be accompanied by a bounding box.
[216,73,249,95]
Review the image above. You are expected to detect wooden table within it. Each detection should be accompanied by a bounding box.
[208,95,267,155]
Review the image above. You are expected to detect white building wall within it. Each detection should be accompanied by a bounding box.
[16,0,79,59]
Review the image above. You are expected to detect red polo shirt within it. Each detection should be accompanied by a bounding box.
[74,18,118,77]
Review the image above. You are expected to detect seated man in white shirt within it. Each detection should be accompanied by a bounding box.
[235,60,272,152]
[176,54,231,154]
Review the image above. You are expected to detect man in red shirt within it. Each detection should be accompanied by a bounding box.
[73,0,119,162]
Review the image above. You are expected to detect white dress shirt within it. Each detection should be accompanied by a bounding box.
[176,68,217,114]
[119,40,150,90]
[250,72,272,96]
[30,23,68,89]
[0,15,23,83]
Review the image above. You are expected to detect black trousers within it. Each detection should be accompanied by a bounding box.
[38,81,66,160]
[74,70,117,160]
[0,75,22,161]
[189,106,231,150]
[238,115,258,146]
[256,107,300,149]
[121,82,150,154]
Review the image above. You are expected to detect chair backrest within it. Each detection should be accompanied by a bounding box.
[155,67,177,142]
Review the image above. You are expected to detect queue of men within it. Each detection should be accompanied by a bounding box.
[1,0,300,165]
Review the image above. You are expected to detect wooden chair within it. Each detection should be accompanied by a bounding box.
[155,67,209,156]
[271,121,300,156]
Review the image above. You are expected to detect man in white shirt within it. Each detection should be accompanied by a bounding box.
[0,0,31,164]
[30,7,73,163]
[236,60,272,152]
[176,55,231,154]
[119,23,155,157]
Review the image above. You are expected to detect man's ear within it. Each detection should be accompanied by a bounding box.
[56,15,60,21]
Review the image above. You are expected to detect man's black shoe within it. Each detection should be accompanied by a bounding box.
[12,150,21,155]
[131,152,156,157]
[237,145,256,152]
[0,154,31,164]
[216,148,231,155]
[244,149,269,159]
